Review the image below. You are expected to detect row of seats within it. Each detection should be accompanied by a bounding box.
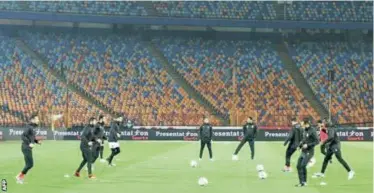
[20,31,220,126]
[285,1,373,22]
[0,110,23,126]
[154,37,319,126]
[0,1,371,22]
[153,1,277,20]
[0,1,147,16]
[289,41,373,123]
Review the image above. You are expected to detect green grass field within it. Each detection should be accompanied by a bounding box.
[0,141,372,193]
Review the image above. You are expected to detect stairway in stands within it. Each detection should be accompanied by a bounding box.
[274,41,329,119]
[146,41,230,125]
[15,38,121,119]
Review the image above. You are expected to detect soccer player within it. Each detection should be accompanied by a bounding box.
[318,120,328,143]
[232,117,257,160]
[97,115,107,163]
[74,117,98,179]
[199,118,213,161]
[295,118,319,187]
[317,119,331,163]
[16,114,41,184]
[282,118,303,172]
[312,121,355,180]
[106,116,123,166]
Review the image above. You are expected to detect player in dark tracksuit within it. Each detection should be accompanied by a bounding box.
[313,122,355,180]
[199,118,213,161]
[295,119,319,187]
[97,115,106,161]
[106,116,123,166]
[74,117,98,179]
[283,118,303,172]
[92,115,106,164]
[233,117,257,160]
[16,114,41,184]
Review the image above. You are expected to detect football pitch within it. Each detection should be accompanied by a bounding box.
[0,141,372,193]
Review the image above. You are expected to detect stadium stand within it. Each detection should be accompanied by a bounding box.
[0,36,104,127]
[289,41,373,124]
[1,30,371,126]
[155,37,319,126]
[20,31,219,126]
[0,1,372,22]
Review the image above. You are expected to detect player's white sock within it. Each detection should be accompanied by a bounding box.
[100,159,106,163]
[210,158,214,162]
[232,155,238,161]
[348,171,355,180]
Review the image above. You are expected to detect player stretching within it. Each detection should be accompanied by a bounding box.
[74,117,98,179]
[312,121,355,180]
[282,118,302,172]
[106,116,123,166]
[16,114,41,184]
[232,117,257,160]
[295,118,319,187]
[199,118,213,161]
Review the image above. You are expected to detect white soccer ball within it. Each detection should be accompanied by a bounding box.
[198,177,208,186]
[190,160,198,168]
[256,164,264,172]
[258,171,267,179]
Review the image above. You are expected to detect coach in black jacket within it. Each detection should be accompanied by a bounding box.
[199,118,213,161]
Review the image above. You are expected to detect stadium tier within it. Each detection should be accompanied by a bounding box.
[0,1,372,22]
[0,1,147,16]
[289,41,373,124]
[0,28,372,127]
[20,31,220,126]
[0,36,104,127]
[154,37,319,126]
